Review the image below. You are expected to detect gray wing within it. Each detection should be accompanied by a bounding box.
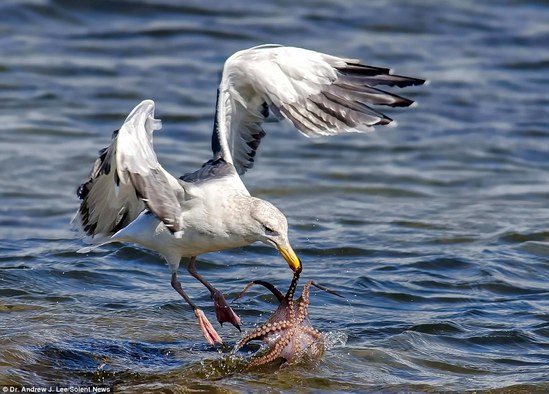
[74,129,144,238]
[212,44,425,175]
[73,100,184,238]
[180,157,236,184]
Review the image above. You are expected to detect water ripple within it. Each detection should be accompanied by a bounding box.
[1,0,549,391]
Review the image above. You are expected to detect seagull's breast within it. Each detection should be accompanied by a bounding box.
[113,208,252,259]
[109,172,255,259]
[186,221,254,256]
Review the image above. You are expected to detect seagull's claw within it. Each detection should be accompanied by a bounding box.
[194,308,223,345]
[212,289,242,331]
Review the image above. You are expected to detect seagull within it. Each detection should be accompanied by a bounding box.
[73,44,425,345]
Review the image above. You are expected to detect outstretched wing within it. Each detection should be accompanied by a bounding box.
[73,100,183,239]
[212,44,426,175]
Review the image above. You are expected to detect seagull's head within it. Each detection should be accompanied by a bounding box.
[249,198,301,273]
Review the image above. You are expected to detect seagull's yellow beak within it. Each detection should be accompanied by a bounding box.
[277,243,301,272]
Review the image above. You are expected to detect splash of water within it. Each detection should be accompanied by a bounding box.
[322,331,349,350]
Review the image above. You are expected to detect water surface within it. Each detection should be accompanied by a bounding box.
[1,0,548,392]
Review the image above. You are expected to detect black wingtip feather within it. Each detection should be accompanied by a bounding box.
[211,89,223,159]
[341,63,392,75]
[337,62,426,88]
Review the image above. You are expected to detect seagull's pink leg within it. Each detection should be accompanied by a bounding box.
[171,271,223,344]
[187,256,241,330]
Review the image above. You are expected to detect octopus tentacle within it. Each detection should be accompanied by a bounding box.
[293,280,313,324]
[300,280,313,306]
[234,328,264,352]
[233,280,284,303]
[285,271,301,320]
[284,270,301,300]
[234,320,293,352]
[248,329,295,367]
[292,334,302,357]
[301,326,325,359]
[311,281,343,298]
[301,325,322,340]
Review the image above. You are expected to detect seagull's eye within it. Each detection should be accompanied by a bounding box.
[263,225,277,236]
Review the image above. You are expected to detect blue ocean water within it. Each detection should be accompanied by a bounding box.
[0,0,548,392]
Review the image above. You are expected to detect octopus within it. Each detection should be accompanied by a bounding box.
[232,269,341,367]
